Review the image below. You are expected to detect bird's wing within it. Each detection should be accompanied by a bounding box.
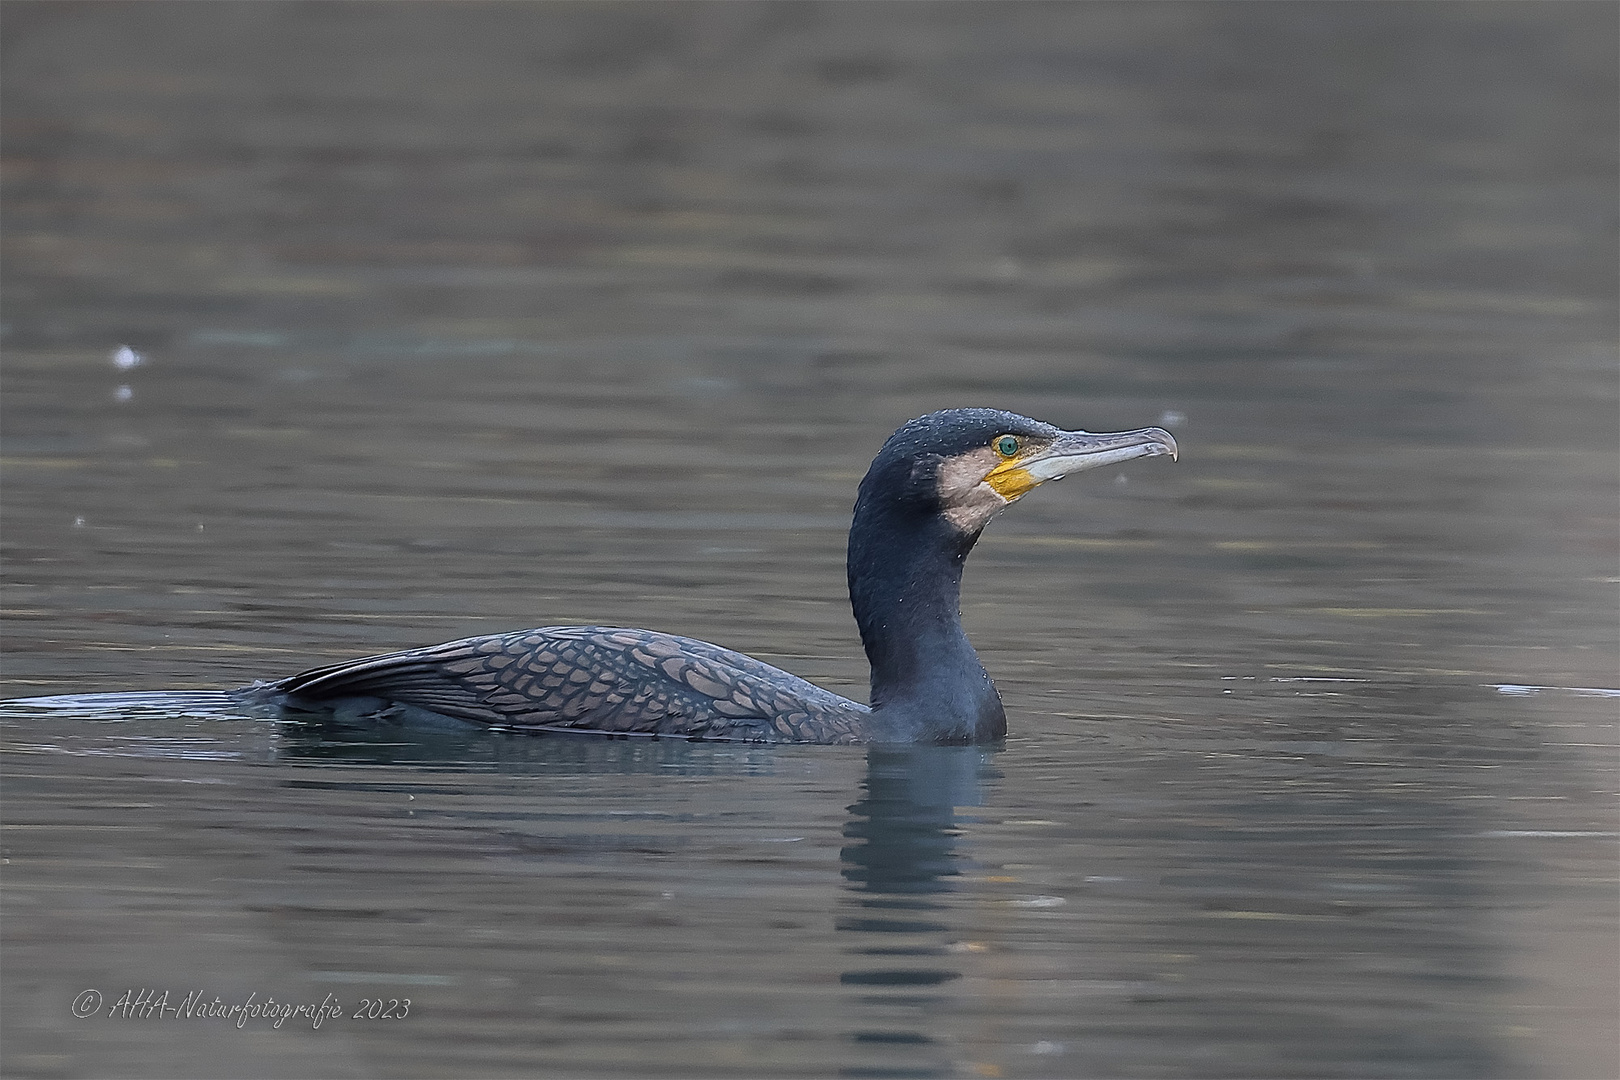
[269,625,868,743]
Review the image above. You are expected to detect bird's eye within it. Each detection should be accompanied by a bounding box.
[994,435,1019,458]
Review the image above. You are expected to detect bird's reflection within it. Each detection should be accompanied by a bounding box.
[837,745,1001,1077]
[271,716,789,775]
[841,745,993,899]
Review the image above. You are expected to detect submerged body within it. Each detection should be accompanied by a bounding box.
[252,409,1176,743]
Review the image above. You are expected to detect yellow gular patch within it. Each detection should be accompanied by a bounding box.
[984,460,1040,499]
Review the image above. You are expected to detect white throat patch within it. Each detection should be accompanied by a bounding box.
[936,448,1015,533]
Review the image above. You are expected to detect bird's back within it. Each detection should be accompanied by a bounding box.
[255,625,870,743]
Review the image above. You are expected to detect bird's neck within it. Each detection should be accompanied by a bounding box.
[847,504,1006,743]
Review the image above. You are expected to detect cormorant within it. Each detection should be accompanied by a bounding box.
[247,409,1176,744]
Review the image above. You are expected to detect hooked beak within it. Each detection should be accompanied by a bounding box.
[1024,426,1178,478]
[986,426,1177,499]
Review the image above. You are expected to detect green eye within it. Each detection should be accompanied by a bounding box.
[995,435,1019,458]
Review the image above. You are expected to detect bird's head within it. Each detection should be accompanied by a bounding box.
[857,408,1178,534]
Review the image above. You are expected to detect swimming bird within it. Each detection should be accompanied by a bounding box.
[248,409,1175,744]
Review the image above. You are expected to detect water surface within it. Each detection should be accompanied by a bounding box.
[3,3,1615,1077]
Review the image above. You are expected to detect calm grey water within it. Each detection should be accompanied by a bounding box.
[2,3,1616,1078]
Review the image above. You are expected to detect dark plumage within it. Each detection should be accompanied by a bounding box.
[245,408,1176,744]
